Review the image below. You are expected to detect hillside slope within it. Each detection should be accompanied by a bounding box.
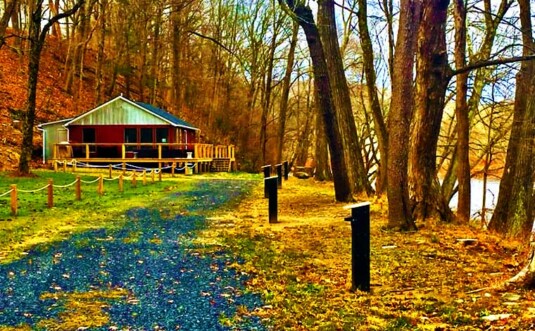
[0,37,98,171]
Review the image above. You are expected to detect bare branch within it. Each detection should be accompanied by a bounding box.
[449,55,535,78]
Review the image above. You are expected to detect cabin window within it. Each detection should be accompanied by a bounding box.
[156,128,168,143]
[140,128,153,148]
[57,128,68,143]
[124,128,137,151]
[82,128,96,152]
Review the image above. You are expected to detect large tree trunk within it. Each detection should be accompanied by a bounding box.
[318,0,372,196]
[357,0,388,194]
[408,0,455,223]
[488,0,535,239]
[386,0,420,230]
[282,1,352,201]
[453,0,470,223]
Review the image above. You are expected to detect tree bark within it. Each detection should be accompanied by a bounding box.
[386,0,420,230]
[453,0,470,223]
[488,0,535,239]
[318,0,372,196]
[357,0,388,194]
[19,0,85,174]
[281,0,352,201]
[409,0,455,223]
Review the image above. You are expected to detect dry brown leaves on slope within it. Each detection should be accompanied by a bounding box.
[198,177,535,330]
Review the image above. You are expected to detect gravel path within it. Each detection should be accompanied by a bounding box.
[0,180,266,330]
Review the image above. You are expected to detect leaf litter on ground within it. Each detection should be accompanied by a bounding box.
[196,176,535,330]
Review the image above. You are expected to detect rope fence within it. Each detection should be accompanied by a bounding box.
[0,166,169,216]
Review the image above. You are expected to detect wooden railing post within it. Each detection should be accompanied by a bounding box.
[85,144,90,159]
[158,145,162,159]
[75,176,81,200]
[132,173,137,188]
[109,164,113,179]
[142,170,147,185]
[53,144,57,160]
[47,179,54,208]
[171,162,176,177]
[10,184,17,216]
[158,170,162,182]
[73,160,77,172]
[54,161,58,172]
[119,174,124,192]
[122,144,126,159]
[151,170,155,183]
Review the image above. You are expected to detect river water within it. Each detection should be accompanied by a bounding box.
[449,178,501,221]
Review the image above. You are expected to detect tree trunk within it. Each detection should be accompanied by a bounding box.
[357,0,388,194]
[95,0,107,104]
[409,0,455,223]
[488,0,535,239]
[315,110,331,181]
[0,0,17,49]
[260,20,278,165]
[282,1,352,201]
[276,20,298,164]
[19,0,85,174]
[453,0,470,222]
[386,0,420,230]
[318,0,372,196]
[440,0,512,205]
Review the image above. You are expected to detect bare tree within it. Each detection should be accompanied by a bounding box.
[19,0,85,174]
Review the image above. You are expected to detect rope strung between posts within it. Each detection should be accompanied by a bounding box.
[80,177,101,184]
[52,179,79,188]
[0,189,13,198]
[103,176,121,181]
[18,185,51,193]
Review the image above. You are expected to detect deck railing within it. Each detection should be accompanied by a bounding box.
[53,143,235,161]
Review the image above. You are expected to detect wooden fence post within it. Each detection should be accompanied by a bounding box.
[63,161,67,172]
[47,179,54,208]
[171,163,176,177]
[75,176,81,200]
[151,170,155,183]
[142,170,147,185]
[132,173,137,188]
[109,164,113,179]
[119,174,124,192]
[98,175,104,196]
[10,184,17,216]
[158,170,162,182]
[54,161,58,172]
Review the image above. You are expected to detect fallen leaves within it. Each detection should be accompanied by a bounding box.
[203,176,535,330]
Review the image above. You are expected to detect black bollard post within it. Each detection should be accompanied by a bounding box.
[261,165,272,198]
[344,202,371,292]
[283,161,289,180]
[265,176,278,223]
[275,164,282,189]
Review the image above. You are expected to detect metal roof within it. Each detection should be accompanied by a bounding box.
[134,101,198,130]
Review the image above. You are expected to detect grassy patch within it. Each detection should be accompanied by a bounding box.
[0,170,244,264]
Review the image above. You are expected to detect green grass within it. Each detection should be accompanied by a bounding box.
[0,169,246,264]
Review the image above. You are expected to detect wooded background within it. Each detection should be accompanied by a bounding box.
[0,1,533,242]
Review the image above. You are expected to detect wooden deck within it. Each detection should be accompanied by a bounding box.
[51,143,236,173]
